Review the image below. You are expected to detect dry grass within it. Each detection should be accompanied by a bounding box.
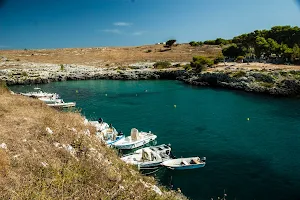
[0,88,185,200]
[0,44,221,68]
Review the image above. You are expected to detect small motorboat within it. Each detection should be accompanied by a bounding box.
[161,157,206,170]
[38,96,63,104]
[98,127,125,146]
[94,122,125,146]
[47,101,76,108]
[89,118,109,132]
[20,88,59,99]
[112,128,157,150]
[121,144,174,169]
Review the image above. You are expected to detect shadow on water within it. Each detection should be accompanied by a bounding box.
[154,151,300,200]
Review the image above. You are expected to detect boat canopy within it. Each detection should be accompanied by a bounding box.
[131,128,140,141]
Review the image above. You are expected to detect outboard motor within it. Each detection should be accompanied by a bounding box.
[98,118,103,123]
[118,131,123,136]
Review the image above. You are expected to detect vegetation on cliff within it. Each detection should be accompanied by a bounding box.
[191,26,300,64]
[0,83,185,200]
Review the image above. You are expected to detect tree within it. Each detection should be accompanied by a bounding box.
[222,44,246,58]
[190,56,213,72]
[215,38,229,45]
[279,43,293,62]
[203,40,216,45]
[292,44,300,63]
[214,53,225,64]
[267,38,280,56]
[254,37,269,58]
[189,41,203,46]
[189,41,198,46]
[166,39,176,48]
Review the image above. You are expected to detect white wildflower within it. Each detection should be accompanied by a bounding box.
[0,143,7,150]
[46,127,53,135]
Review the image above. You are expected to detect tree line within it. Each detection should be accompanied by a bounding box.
[189,26,300,64]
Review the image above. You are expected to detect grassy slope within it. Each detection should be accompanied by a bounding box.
[0,44,221,68]
[0,86,185,200]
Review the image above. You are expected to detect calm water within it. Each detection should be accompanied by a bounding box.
[10,80,300,200]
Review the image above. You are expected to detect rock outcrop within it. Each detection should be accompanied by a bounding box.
[1,61,300,96]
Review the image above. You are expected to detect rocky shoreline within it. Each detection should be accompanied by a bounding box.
[1,61,300,96]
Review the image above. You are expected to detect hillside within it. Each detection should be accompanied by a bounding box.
[0,44,221,68]
[0,85,185,200]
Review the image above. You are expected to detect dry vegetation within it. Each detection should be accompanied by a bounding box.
[0,84,185,200]
[0,44,221,68]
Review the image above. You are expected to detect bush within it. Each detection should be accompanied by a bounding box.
[231,71,246,78]
[166,39,176,47]
[189,41,203,47]
[189,41,198,46]
[235,56,245,62]
[60,64,64,71]
[153,61,171,69]
[204,40,216,45]
[214,54,225,64]
[190,56,213,72]
[145,49,152,53]
[183,64,192,71]
[21,71,28,76]
[259,82,274,88]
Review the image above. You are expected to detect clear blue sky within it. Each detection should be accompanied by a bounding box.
[1,0,300,49]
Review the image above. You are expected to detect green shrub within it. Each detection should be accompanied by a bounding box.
[279,71,288,76]
[236,56,245,62]
[21,71,28,76]
[60,64,64,71]
[153,61,171,69]
[189,41,203,47]
[214,54,225,64]
[183,64,192,71]
[166,39,176,47]
[190,56,213,72]
[259,82,274,88]
[231,71,246,78]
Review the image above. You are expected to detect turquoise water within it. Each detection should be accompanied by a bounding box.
[10,80,300,200]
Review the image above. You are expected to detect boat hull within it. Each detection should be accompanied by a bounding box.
[166,163,205,170]
[113,135,157,150]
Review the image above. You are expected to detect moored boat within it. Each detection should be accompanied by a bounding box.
[161,157,206,170]
[91,119,125,146]
[112,128,157,150]
[47,101,76,108]
[89,118,109,132]
[20,88,59,99]
[121,144,173,168]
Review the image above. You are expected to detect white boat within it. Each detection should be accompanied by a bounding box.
[20,88,59,99]
[161,157,206,170]
[38,96,63,104]
[97,126,125,146]
[89,118,109,132]
[90,119,125,146]
[47,101,76,108]
[112,128,157,150]
[121,144,173,168]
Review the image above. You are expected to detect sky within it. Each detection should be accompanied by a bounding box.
[1,0,300,49]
